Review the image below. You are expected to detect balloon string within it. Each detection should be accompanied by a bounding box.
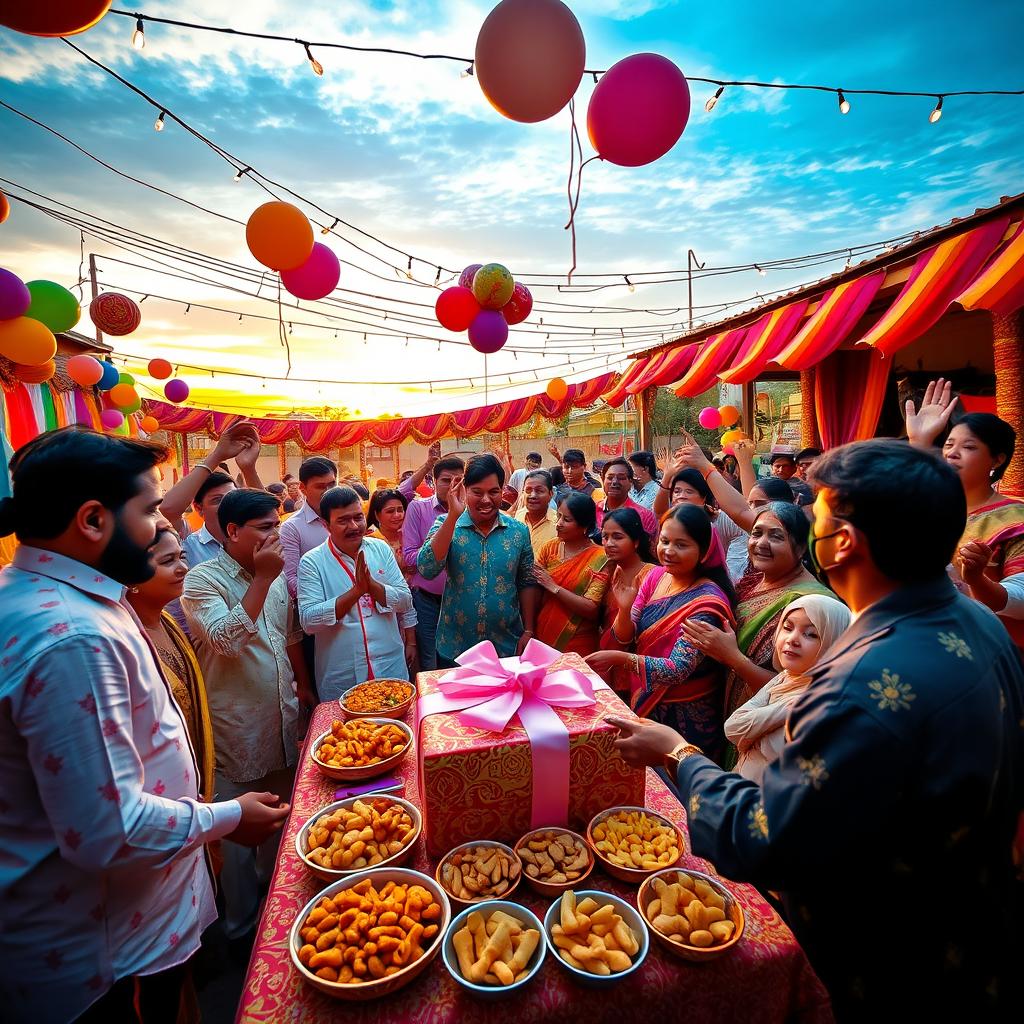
[276,274,292,377]
[484,352,488,404]
[564,100,597,284]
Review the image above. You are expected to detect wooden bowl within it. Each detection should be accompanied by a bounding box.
[339,679,416,721]
[289,867,450,1001]
[435,840,523,909]
[513,828,594,897]
[441,899,547,998]
[636,867,745,962]
[310,717,414,782]
[295,795,421,882]
[585,806,685,885]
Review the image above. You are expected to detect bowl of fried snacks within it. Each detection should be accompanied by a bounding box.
[586,806,685,884]
[289,868,449,999]
[513,828,594,897]
[435,841,522,907]
[340,679,415,720]
[311,717,413,781]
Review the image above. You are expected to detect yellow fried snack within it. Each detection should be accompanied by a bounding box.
[549,890,639,975]
[316,718,408,768]
[439,845,521,901]
[341,679,414,714]
[305,797,416,871]
[591,809,682,871]
[644,872,737,947]
[517,830,590,884]
[450,907,542,987]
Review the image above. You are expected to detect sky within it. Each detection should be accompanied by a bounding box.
[1,0,1022,419]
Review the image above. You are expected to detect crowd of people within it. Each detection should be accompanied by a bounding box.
[0,376,1021,1020]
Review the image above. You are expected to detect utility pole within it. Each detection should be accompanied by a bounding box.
[687,249,705,332]
[88,254,103,349]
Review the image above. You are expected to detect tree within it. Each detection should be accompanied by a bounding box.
[649,386,721,451]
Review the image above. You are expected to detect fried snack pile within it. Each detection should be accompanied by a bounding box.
[591,809,681,871]
[316,718,408,769]
[296,878,442,984]
[451,907,542,986]
[342,680,414,714]
[518,831,589,885]
[549,891,640,975]
[306,798,416,871]
[439,845,521,901]
[644,871,736,947]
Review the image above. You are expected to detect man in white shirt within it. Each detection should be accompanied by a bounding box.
[298,486,414,700]
[507,451,543,498]
[279,456,338,600]
[0,428,289,1024]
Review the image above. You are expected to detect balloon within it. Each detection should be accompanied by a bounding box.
[164,378,190,403]
[472,264,515,310]
[0,317,57,365]
[121,397,143,415]
[148,357,173,380]
[0,268,31,319]
[109,383,139,408]
[245,202,314,272]
[25,280,80,333]
[14,359,56,384]
[721,429,744,446]
[0,191,9,224]
[281,242,341,300]
[100,408,124,430]
[475,0,585,123]
[67,354,104,386]
[718,404,740,427]
[467,310,509,354]
[0,1,112,36]
[546,377,569,401]
[697,406,722,429]
[140,415,161,433]
[458,263,483,290]
[435,286,481,332]
[90,292,141,336]
[118,371,135,385]
[97,360,120,391]
[587,53,691,167]
[501,282,533,325]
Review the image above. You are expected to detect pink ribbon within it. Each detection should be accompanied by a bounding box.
[417,638,606,828]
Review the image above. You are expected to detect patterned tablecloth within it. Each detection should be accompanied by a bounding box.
[236,702,833,1023]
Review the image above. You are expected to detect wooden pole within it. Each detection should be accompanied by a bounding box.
[277,443,287,480]
[636,388,653,451]
[88,254,103,349]
[799,369,820,449]
[741,381,756,440]
[993,309,1024,497]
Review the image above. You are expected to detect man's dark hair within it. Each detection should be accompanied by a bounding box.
[955,412,1016,482]
[351,482,370,500]
[195,470,235,507]
[217,487,280,534]
[526,452,542,464]
[670,467,714,505]
[298,456,337,484]
[319,486,363,522]
[628,450,658,478]
[796,447,822,462]
[434,456,465,477]
[464,453,505,487]
[810,439,966,582]
[524,469,553,491]
[601,457,634,481]
[367,487,408,529]
[548,465,565,488]
[561,448,586,467]
[266,482,286,496]
[753,476,794,503]
[0,426,167,542]
[282,472,295,482]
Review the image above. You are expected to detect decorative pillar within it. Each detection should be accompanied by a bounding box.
[993,309,1024,497]
[740,381,756,440]
[181,431,190,473]
[277,443,287,480]
[637,388,654,451]
[799,368,820,449]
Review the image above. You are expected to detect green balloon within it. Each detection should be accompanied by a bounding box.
[25,280,81,334]
[120,398,143,414]
[118,371,136,386]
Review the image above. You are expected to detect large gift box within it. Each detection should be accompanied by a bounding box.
[416,640,646,857]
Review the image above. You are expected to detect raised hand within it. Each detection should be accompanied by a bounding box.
[252,533,285,581]
[731,438,756,463]
[447,478,466,518]
[610,565,640,614]
[905,378,958,447]
[680,618,741,666]
[213,421,260,463]
[957,540,992,587]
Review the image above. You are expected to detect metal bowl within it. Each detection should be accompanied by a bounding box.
[309,716,414,782]
[435,840,523,909]
[338,679,416,721]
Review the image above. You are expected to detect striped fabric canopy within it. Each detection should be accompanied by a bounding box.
[957,221,1024,316]
[718,300,809,384]
[672,327,748,397]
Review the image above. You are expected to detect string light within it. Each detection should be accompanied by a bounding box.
[302,42,324,77]
[705,86,724,112]
[434,265,441,287]
[591,72,599,84]
[184,303,190,313]
[460,63,474,78]
[838,89,851,114]
[131,18,145,50]
[754,264,766,277]
[624,275,635,293]
[405,256,414,280]
[321,217,339,235]
[929,95,944,123]
[153,110,165,132]
[233,165,251,182]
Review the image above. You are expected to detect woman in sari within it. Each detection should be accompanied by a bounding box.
[366,487,414,584]
[127,526,216,802]
[587,504,736,762]
[533,492,609,655]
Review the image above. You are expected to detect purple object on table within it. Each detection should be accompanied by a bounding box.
[333,775,402,800]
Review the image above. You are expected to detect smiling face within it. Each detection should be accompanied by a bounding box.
[602,518,639,564]
[657,515,702,578]
[523,475,552,515]
[942,423,1004,493]
[602,463,631,504]
[377,497,406,535]
[747,510,800,579]
[134,528,188,607]
[774,607,822,674]
[467,472,502,524]
[555,500,586,543]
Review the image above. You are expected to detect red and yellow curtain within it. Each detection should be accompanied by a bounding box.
[814,347,891,448]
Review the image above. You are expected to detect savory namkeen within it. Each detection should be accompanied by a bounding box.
[341,680,414,714]
[451,907,542,986]
[305,798,416,871]
[591,809,681,871]
[643,871,736,947]
[439,845,520,901]
[548,890,640,975]
[517,831,589,884]
[315,718,408,769]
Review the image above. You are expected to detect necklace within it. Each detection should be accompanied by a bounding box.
[147,623,188,681]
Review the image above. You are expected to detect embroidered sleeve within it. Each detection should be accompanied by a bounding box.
[516,527,538,591]
[637,610,714,691]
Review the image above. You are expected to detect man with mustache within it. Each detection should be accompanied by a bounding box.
[594,457,658,541]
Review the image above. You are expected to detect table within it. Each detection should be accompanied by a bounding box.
[236,702,833,1023]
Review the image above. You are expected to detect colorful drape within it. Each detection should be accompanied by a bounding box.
[957,221,1024,316]
[718,300,810,384]
[1,382,104,450]
[625,343,701,394]
[813,346,891,448]
[672,327,749,397]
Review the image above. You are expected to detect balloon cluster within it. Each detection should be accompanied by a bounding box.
[434,263,532,355]
[696,404,746,453]
[246,202,340,301]
[0,267,81,383]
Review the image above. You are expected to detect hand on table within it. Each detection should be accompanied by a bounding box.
[227,791,290,847]
[604,715,684,769]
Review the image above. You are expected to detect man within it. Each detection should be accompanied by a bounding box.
[795,447,822,483]
[609,440,1023,1018]
[267,482,291,520]
[508,451,543,498]
[555,448,603,504]
[627,450,660,508]
[278,456,338,600]
[595,458,658,540]
[297,487,414,700]
[418,453,539,665]
[182,489,313,945]
[515,468,558,557]
[402,455,464,671]
[283,473,303,512]
[767,444,813,505]
[0,429,288,1023]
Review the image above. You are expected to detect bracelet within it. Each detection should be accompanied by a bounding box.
[701,466,716,481]
[658,481,672,490]
[195,463,214,475]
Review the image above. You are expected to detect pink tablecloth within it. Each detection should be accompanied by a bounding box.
[236,702,832,1023]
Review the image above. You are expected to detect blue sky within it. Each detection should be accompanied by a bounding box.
[0,1,1021,416]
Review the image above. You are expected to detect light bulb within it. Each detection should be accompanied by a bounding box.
[705,85,724,113]
[625,275,635,293]
[929,96,943,123]
[154,111,165,132]
[461,64,474,79]
[405,257,414,280]
[132,18,145,50]
[303,43,323,77]
[755,264,766,277]
[838,90,850,115]
[233,165,250,182]
[321,217,339,235]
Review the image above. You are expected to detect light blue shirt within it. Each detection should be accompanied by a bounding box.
[182,523,221,568]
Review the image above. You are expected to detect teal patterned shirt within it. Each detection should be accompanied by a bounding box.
[417,510,536,660]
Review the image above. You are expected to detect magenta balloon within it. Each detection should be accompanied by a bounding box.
[458,263,483,290]
[587,53,691,167]
[100,408,124,430]
[163,378,190,403]
[501,282,533,325]
[0,268,31,320]
[281,242,341,301]
[697,406,722,429]
[467,310,509,354]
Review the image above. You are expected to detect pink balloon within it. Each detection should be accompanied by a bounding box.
[458,263,483,290]
[164,378,190,403]
[697,406,722,429]
[100,408,124,430]
[467,310,508,354]
[281,242,341,301]
[501,282,533,325]
[587,53,691,167]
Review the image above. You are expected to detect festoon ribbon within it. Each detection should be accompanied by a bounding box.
[417,638,607,828]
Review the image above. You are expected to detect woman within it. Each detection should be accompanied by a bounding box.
[907,379,1024,646]
[587,504,736,762]
[628,450,660,508]
[724,595,851,782]
[126,527,215,802]
[664,467,748,581]
[366,487,414,583]
[533,493,609,655]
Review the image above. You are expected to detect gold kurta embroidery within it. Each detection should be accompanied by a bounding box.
[937,631,973,660]
[688,793,701,818]
[748,802,769,840]
[797,754,829,790]
[868,669,916,712]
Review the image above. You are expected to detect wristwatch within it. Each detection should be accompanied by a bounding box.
[663,741,704,774]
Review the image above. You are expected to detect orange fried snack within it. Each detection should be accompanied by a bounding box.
[342,680,414,714]
[316,718,408,768]
[306,798,416,871]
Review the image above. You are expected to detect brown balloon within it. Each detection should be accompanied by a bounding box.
[475,0,586,124]
[0,1,112,37]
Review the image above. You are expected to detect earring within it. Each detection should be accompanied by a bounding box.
[130,587,139,594]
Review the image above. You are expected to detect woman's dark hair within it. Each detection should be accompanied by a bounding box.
[298,456,337,484]
[954,412,1016,482]
[367,487,408,529]
[548,465,566,488]
[558,491,597,533]
[752,500,811,553]
[669,467,715,506]
[464,453,505,487]
[751,476,795,503]
[318,486,363,522]
[434,456,466,477]
[524,469,553,491]
[0,426,167,541]
[663,503,736,607]
[195,470,235,507]
[602,507,655,563]
[217,487,281,534]
[628,450,657,479]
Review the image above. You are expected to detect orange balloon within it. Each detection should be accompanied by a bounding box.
[721,429,744,446]
[140,415,161,433]
[66,353,104,386]
[245,202,314,271]
[718,404,740,427]
[475,0,586,123]
[0,191,9,224]
[148,357,173,380]
[109,383,139,408]
[546,376,569,401]
[0,316,57,365]
[14,359,56,384]
[0,1,111,37]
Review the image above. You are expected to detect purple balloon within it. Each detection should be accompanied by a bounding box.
[164,378,190,403]
[100,409,124,430]
[458,263,483,291]
[281,242,341,301]
[467,309,509,354]
[0,267,31,320]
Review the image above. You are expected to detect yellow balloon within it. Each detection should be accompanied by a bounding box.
[721,429,744,446]
[0,316,57,365]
